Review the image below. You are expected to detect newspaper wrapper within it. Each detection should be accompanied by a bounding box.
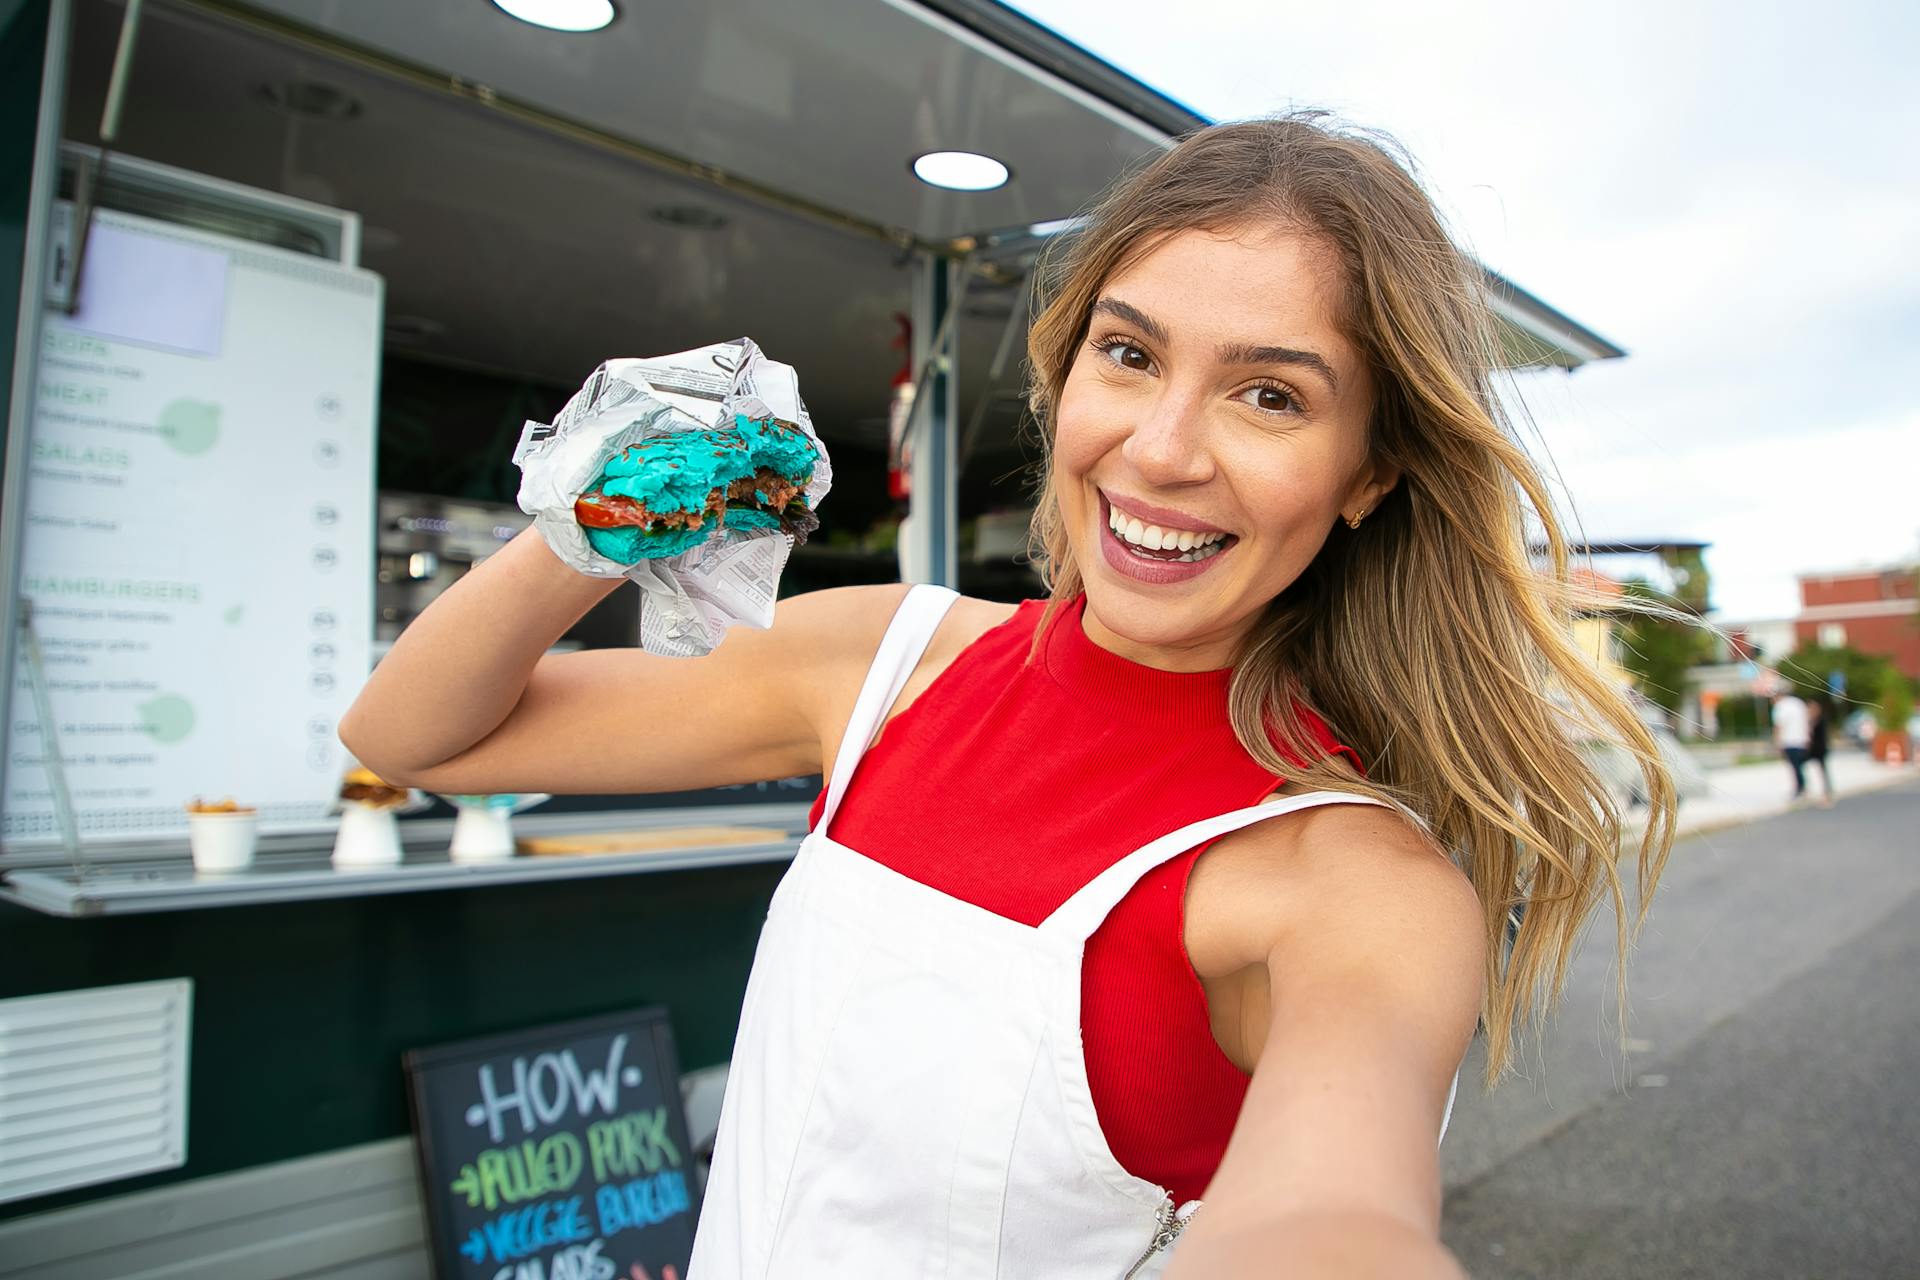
[513,337,833,657]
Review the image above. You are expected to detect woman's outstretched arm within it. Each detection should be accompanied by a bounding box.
[1171,802,1485,1279]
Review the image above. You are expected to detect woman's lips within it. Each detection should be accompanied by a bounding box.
[1096,493,1236,587]
[1101,489,1231,535]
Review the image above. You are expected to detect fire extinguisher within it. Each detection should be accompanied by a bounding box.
[887,313,914,504]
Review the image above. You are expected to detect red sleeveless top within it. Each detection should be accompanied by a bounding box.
[807,593,1356,1202]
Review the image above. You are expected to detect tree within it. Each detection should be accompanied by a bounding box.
[1778,644,1896,711]
[1615,580,1712,718]
[1658,544,1713,613]
[1875,666,1915,733]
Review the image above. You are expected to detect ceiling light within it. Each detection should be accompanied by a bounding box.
[911,151,1011,192]
[1027,217,1081,238]
[490,0,617,33]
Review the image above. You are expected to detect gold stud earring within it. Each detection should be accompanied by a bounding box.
[1345,506,1366,530]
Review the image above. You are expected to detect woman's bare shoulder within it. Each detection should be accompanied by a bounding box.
[933,593,1025,654]
[1187,799,1478,982]
[772,583,913,656]
[778,586,1020,753]
[772,585,1017,666]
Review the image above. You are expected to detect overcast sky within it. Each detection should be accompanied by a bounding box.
[1012,0,1919,619]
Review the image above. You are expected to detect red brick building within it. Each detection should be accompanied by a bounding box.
[1795,566,1920,678]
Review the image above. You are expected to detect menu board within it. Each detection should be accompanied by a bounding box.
[2,204,381,845]
[405,1009,700,1280]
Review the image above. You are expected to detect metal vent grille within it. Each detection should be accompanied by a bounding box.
[0,980,191,1205]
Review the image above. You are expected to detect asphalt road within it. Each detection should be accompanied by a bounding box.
[1439,780,1920,1280]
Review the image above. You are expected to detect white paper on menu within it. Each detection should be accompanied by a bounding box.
[513,338,832,658]
[3,206,380,846]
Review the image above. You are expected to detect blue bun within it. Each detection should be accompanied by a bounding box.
[582,523,715,562]
[580,413,817,564]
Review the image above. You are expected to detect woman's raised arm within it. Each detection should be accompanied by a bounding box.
[338,527,905,797]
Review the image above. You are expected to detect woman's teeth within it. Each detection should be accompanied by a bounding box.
[1108,506,1229,563]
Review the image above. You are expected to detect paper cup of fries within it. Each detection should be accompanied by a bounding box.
[185,798,259,873]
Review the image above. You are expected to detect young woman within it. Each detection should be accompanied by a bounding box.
[342,115,1674,1279]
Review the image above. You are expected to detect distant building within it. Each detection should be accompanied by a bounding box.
[1687,617,1793,739]
[1547,542,1710,730]
[1795,565,1920,678]
[1715,617,1796,665]
[1568,566,1630,690]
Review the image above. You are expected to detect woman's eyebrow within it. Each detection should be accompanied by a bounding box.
[1217,339,1340,392]
[1090,297,1171,348]
[1092,297,1338,393]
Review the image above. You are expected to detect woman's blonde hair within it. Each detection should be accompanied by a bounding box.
[1023,114,1675,1083]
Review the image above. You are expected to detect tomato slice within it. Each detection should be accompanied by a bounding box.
[574,492,652,528]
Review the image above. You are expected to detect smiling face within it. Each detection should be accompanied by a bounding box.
[1050,223,1398,671]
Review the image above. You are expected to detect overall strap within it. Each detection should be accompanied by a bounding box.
[815,584,961,833]
[1037,791,1391,942]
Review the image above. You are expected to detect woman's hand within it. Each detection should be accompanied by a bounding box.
[1172,801,1485,1278]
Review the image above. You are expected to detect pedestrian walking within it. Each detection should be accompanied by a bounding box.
[1773,688,1812,800]
[1806,696,1836,806]
[342,115,1678,1279]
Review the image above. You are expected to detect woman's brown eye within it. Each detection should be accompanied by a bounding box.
[1257,387,1291,412]
[1121,345,1150,369]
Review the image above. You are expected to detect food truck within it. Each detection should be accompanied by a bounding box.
[0,1,1625,1273]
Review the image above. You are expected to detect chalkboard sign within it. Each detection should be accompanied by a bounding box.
[405,1008,700,1280]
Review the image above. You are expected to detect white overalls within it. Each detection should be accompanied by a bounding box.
[690,585,1450,1279]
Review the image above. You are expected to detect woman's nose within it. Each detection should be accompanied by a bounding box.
[1120,386,1214,486]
